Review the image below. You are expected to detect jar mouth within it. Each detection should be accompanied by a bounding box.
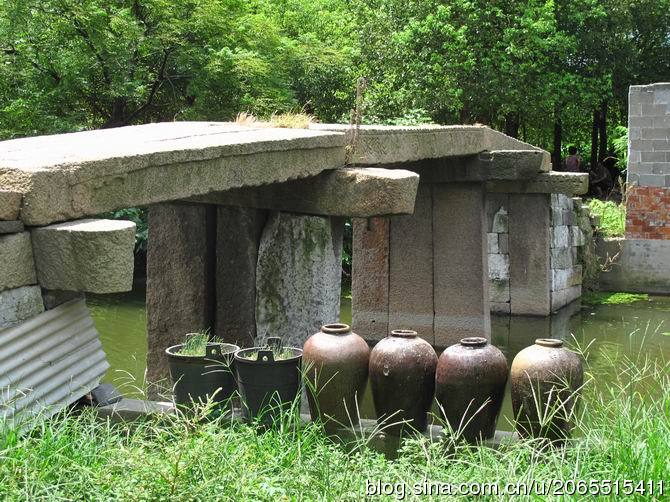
[535,338,563,348]
[460,337,488,347]
[390,329,418,338]
[321,323,351,335]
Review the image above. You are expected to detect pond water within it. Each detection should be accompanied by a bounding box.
[89,289,669,430]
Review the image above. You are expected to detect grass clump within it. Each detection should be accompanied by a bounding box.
[582,291,649,305]
[1,327,668,500]
[234,111,313,129]
[587,198,626,237]
[176,331,222,357]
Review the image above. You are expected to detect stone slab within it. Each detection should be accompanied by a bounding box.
[551,247,576,270]
[0,220,24,234]
[488,254,510,280]
[487,233,499,253]
[146,203,216,390]
[490,302,511,314]
[255,212,343,348]
[486,172,588,195]
[0,285,44,328]
[215,206,266,348]
[190,168,420,218]
[551,266,582,291]
[508,194,552,316]
[31,219,135,293]
[312,124,490,164]
[352,217,390,342]
[486,194,509,232]
[0,232,37,292]
[490,279,510,303]
[551,285,582,311]
[433,183,490,347]
[0,122,347,225]
[388,184,434,343]
[41,289,85,310]
[0,190,21,220]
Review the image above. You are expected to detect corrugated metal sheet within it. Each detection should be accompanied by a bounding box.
[0,299,109,426]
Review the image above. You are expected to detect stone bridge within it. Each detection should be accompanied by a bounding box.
[0,121,587,416]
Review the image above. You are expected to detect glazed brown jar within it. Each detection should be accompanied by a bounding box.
[435,337,508,442]
[510,338,583,443]
[303,323,370,432]
[369,329,437,436]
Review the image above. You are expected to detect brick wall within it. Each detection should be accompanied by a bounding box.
[627,83,670,240]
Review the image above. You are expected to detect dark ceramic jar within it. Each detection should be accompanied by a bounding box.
[303,323,370,432]
[435,337,508,442]
[369,329,437,436]
[510,338,583,443]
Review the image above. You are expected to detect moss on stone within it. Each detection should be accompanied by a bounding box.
[582,291,649,305]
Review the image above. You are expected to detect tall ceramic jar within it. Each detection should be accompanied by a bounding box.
[510,338,583,443]
[369,329,437,436]
[435,337,508,442]
[303,323,370,432]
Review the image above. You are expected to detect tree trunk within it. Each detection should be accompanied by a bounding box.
[552,108,562,171]
[504,112,520,138]
[590,108,599,170]
[598,100,608,161]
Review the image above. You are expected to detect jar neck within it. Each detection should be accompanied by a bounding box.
[321,323,351,335]
[390,329,418,339]
[460,337,488,348]
[535,338,563,348]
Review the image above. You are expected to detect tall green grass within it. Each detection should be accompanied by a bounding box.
[1,334,668,501]
[588,199,626,237]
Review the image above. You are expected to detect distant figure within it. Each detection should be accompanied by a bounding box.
[563,146,582,172]
[589,160,613,199]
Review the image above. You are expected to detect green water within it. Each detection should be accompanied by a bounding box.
[89,290,669,428]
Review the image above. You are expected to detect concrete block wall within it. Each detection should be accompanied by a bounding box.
[549,194,584,311]
[627,83,670,240]
[486,195,511,314]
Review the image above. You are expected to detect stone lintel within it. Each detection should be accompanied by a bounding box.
[31,219,135,293]
[189,168,420,217]
[486,172,588,195]
[411,150,551,183]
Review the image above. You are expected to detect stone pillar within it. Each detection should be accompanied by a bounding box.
[388,184,434,343]
[352,217,390,342]
[146,203,216,390]
[214,206,267,348]
[433,183,490,347]
[255,212,343,349]
[508,194,551,315]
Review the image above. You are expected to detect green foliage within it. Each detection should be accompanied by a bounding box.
[582,291,648,305]
[611,125,628,167]
[588,198,626,237]
[101,207,147,253]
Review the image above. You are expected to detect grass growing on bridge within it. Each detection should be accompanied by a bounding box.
[1,338,668,500]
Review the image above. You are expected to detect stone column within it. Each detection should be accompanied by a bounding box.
[352,217,390,342]
[432,182,490,347]
[214,206,267,348]
[255,212,343,349]
[507,194,551,315]
[388,184,434,343]
[146,203,216,391]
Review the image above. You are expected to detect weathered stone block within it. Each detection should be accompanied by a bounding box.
[487,172,588,195]
[433,183,490,346]
[146,203,215,388]
[551,285,582,311]
[0,190,21,221]
[491,207,508,233]
[256,212,342,349]
[487,233,499,254]
[550,247,574,270]
[31,219,135,294]
[498,234,509,254]
[551,266,582,291]
[0,232,37,292]
[509,194,551,316]
[570,226,585,247]
[0,221,24,234]
[485,194,508,232]
[352,217,390,342]
[389,184,434,342]
[490,279,510,303]
[215,206,266,348]
[488,254,510,280]
[551,226,570,248]
[0,285,44,328]
[490,302,511,314]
